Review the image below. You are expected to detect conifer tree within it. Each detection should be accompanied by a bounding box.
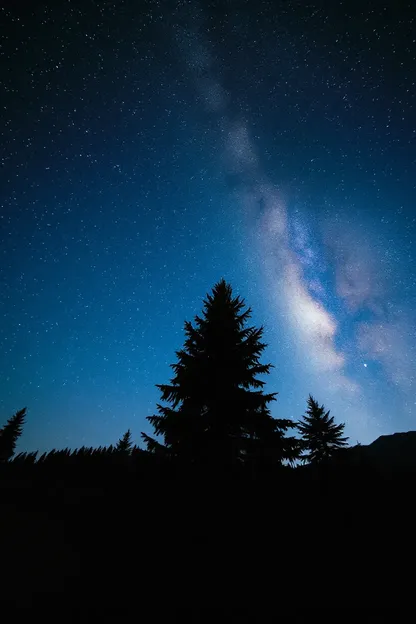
[297,395,348,464]
[116,429,133,454]
[142,279,297,468]
[0,407,26,461]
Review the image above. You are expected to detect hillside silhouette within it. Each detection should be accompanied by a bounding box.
[0,280,412,613]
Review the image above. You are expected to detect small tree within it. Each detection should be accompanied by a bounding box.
[0,407,26,461]
[297,395,348,465]
[116,429,133,454]
[142,279,297,468]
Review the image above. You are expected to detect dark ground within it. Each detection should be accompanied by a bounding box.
[0,461,413,614]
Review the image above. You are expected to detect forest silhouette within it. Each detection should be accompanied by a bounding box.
[1,280,413,611]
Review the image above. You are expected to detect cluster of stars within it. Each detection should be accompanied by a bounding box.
[0,1,415,450]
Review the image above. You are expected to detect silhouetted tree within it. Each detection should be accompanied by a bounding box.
[116,429,133,454]
[297,395,348,464]
[10,451,38,464]
[142,279,297,468]
[0,407,26,461]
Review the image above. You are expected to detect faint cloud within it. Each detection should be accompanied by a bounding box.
[173,12,229,114]
[337,258,383,314]
[322,220,386,314]
[282,260,359,396]
[357,319,416,391]
[199,76,228,112]
[224,121,259,172]
[253,182,288,242]
[283,261,344,371]
[322,214,415,393]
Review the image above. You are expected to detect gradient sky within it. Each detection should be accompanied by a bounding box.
[1,1,415,453]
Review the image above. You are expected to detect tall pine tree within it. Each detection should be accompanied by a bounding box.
[141,279,297,468]
[297,395,348,464]
[0,407,26,462]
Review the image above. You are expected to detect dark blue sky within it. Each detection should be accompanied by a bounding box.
[1,0,415,452]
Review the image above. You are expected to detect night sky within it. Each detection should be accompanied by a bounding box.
[1,1,415,453]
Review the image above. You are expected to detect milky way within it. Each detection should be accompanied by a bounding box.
[1,1,415,451]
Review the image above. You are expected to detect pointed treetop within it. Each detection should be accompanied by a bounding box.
[202,278,252,325]
[116,429,133,454]
[297,395,348,464]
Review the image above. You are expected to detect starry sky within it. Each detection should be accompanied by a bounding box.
[1,0,415,453]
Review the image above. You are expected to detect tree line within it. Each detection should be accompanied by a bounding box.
[1,279,348,472]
